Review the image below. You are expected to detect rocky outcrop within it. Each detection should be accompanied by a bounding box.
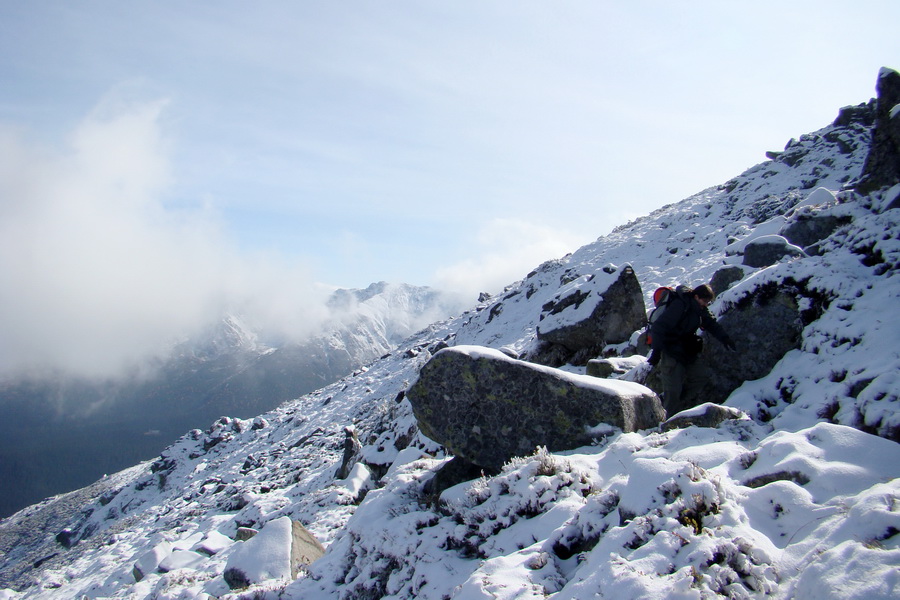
[742,235,807,268]
[857,67,900,193]
[534,264,645,362]
[406,346,664,471]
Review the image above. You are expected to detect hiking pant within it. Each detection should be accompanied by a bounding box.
[658,351,711,416]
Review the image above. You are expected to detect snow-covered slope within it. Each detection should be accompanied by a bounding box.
[1,97,898,599]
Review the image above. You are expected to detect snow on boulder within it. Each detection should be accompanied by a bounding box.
[740,422,900,503]
[157,550,206,573]
[194,530,234,556]
[223,516,324,590]
[585,355,646,378]
[777,188,851,252]
[742,234,807,268]
[661,402,749,432]
[724,216,788,256]
[339,462,374,502]
[406,346,664,471]
[791,186,838,212]
[535,264,645,359]
[132,541,172,582]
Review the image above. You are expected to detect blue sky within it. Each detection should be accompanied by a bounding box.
[0,1,897,376]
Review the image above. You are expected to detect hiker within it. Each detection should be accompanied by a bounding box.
[648,283,736,415]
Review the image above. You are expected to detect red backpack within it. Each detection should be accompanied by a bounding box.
[646,286,675,345]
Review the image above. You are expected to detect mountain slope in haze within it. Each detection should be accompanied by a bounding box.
[1,71,898,599]
[0,282,460,519]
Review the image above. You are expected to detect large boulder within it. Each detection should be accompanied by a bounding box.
[535,264,646,357]
[702,285,804,405]
[406,346,664,471]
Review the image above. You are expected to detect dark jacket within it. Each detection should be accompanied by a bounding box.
[649,286,731,364]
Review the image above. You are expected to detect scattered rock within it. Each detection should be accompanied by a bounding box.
[339,462,374,504]
[498,346,519,359]
[55,529,77,549]
[832,100,875,128]
[406,346,664,471]
[195,531,234,556]
[586,359,618,378]
[742,470,811,489]
[883,184,900,212]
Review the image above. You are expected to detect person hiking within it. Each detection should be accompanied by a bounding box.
[648,283,736,416]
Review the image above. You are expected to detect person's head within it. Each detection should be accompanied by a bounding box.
[693,284,715,307]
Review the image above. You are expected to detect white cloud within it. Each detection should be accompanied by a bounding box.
[0,94,327,380]
[432,218,592,302]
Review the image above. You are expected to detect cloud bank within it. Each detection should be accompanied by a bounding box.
[432,218,591,301]
[0,95,329,380]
